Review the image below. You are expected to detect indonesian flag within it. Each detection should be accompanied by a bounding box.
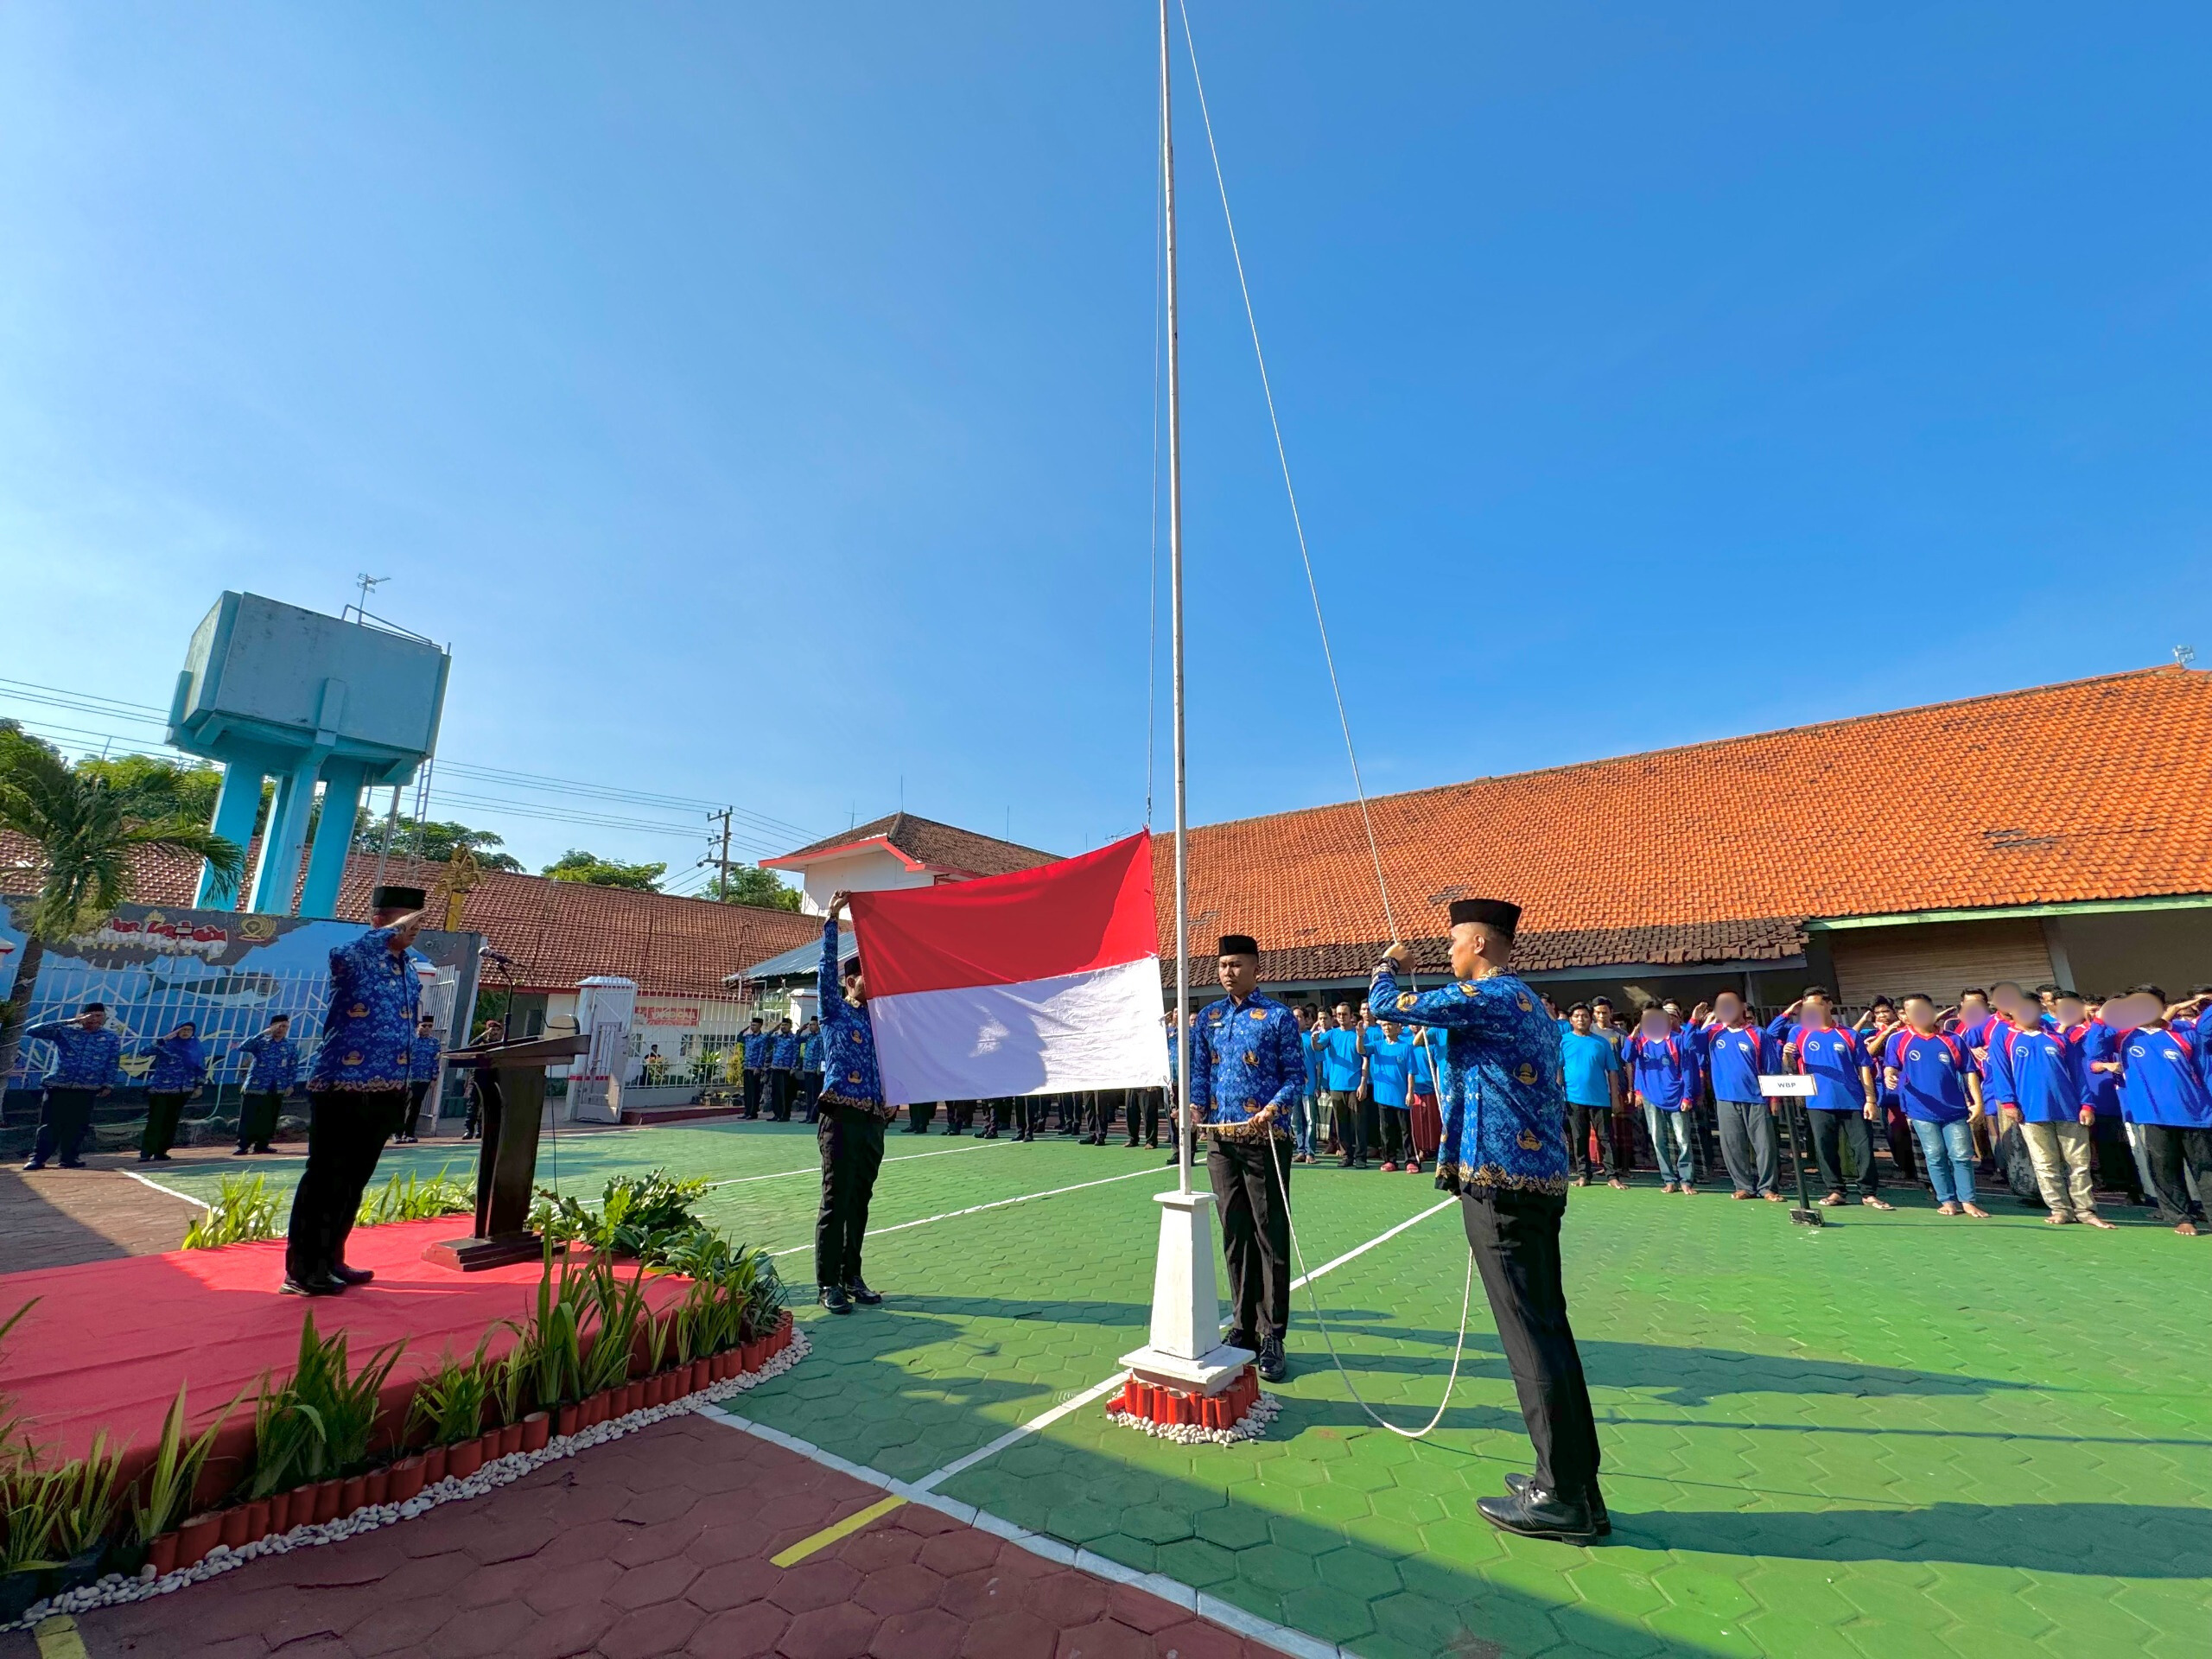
[850,831,1171,1107]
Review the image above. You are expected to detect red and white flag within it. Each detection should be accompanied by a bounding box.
[849,831,1170,1107]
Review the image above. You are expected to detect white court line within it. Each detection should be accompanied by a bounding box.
[703,1136,1008,1191]
[121,1169,210,1210]
[768,1165,1160,1258]
[1291,1197,1454,1291]
[706,1414,1350,1659]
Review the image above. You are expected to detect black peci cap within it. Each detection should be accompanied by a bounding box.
[372,886,428,912]
[1447,899,1520,937]
[1217,934,1260,958]
[843,957,864,980]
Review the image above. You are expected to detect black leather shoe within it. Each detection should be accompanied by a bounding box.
[846,1278,883,1306]
[282,1273,346,1297]
[1506,1472,1611,1535]
[820,1285,853,1315]
[1478,1483,1602,1542]
[1258,1336,1287,1383]
[330,1262,375,1286]
[22,1160,45,1172]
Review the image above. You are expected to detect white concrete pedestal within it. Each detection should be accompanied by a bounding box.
[1117,1188,1254,1394]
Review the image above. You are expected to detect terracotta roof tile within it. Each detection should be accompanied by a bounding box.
[765,812,1057,879]
[1156,666,2212,978]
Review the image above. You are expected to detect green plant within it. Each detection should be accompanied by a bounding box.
[182,1174,283,1249]
[406,1337,493,1449]
[512,1244,590,1413]
[287,1313,405,1475]
[46,1433,124,1559]
[248,1376,326,1500]
[580,1260,651,1396]
[1,1465,68,1576]
[357,1164,474,1228]
[0,1300,37,1468]
[135,1383,240,1541]
[529,1169,709,1265]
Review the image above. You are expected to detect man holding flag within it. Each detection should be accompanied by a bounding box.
[1187,934,1303,1384]
[1375,899,1607,1543]
[814,893,896,1314]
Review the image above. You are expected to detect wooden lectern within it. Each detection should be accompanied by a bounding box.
[423,1031,591,1272]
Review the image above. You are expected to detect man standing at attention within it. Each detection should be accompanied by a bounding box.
[284,887,426,1295]
[739,1017,769,1120]
[1375,899,1605,1541]
[1784,993,1892,1211]
[1317,1001,1366,1167]
[816,893,899,1313]
[1704,991,1783,1202]
[21,1002,124,1170]
[1186,934,1302,1383]
[768,1019,800,1123]
[397,1014,441,1143]
[1559,1004,1624,1189]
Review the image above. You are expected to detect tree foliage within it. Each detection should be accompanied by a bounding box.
[715,863,801,911]
[542,849,665,891]
[351,812,524,871]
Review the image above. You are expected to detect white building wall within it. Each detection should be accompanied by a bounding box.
[793,846,938,916]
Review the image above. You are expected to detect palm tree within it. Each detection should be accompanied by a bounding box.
[0,729,245,1091]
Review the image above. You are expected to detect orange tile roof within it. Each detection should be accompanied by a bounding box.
[765,812,1058,879]
[1157,666,2212,979]
[0,839,817,1000]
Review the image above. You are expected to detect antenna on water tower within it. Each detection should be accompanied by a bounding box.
[353,574,390,621]
[2176,645,2196,669]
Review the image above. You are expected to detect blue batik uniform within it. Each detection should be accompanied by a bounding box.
[1370,963,1567,1196]
[143,1035,208,1093]
[26,1023,124,1090]
[237,1031,301,1092]
[742,1029,772,1074]
[770,1031,800,1070]
[800,1029,823,1073]
[817,918,890,1118]
[308,925,422,1092]
[1188,992,1303,1140]
[408,1034,442,1083]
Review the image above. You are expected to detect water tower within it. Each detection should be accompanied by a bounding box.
[168,592,449,918]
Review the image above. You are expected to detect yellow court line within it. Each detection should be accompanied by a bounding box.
[35,1615,88,1659]
[768,1494,908,1567]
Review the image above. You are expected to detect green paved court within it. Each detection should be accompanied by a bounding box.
[161,1122,2212,1656]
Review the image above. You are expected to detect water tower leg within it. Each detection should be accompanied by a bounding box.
[248,756,321,915]
[300,760,366,919]
[196,752,270,909]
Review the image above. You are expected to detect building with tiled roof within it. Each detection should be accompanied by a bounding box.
[1160,666,2212,1011]
[761,811,1058,917]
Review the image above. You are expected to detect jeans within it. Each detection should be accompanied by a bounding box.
[1911,1118,1978,1205]
[1294,1090,1319,1157]
[1644,1106,1695,1185]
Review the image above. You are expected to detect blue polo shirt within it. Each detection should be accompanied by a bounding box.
[1560,1031,1622,1108]
[1314,1027,1363,1092]
[1701,1023,1775,1103]
[1889,1029,1977,1124]
[1622,1030,1696,1110]
[2116,1026,2212,1128]
[2070,1021,2122,1116]
[1983,1024,2088,1124]
[1792,1027,1871,1113]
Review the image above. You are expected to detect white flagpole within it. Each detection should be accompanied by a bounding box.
[1161,0,1191,1199]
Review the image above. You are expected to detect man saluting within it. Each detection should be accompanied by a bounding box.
[1374,899,1607,1542]
[1188,933,1303,1384]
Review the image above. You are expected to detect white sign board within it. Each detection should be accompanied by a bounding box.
[1758,1073,1817,1098]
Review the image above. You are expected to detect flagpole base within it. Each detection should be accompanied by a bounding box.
[1106,1362,1279,1443]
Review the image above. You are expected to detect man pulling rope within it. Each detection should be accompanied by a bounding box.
[1374,899,1609,1542]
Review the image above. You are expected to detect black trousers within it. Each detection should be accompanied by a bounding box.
[2089,1113,2141,1200]
[816,1102,887,1288]
[945,1100,972,1134]
[800,1072,822,1122]
[142,1092,189,1159]
[1460,1189,1601,1497]
[1380,1105,1409,1164]
[285,1090,397,1281]
[1124,1088,1160,1145]
[742,1071,763,1119]
[1086,1093,1116,1139]
[769,1069,794,1122]
[906,1101,937,1134]
[30,1088,98,1166]
[1207,1135,1293,1343]
[1808,1109,1878,1198]
[403,1079,433,1137]
[1328,1090,1366,1163]
[237,1090,283,1152]
[1567,1103,1612,1180]
[2141,1124,2212,1225]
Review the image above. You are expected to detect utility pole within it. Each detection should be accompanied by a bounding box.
[698,807,738,901]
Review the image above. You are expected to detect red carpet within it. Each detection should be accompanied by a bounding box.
[0,1217,688,1497]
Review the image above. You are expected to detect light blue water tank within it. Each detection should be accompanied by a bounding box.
[168,593,449,918]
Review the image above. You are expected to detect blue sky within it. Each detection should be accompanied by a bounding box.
[3,3,2208,889]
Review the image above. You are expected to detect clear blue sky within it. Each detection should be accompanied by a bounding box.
[4,4,2208,888]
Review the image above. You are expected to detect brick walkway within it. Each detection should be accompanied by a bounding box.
[0,1163,204,1273]
[29,1413,1287,1659]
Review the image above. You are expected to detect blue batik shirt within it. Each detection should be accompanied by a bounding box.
[409,1033,442,1083]
[1370,963,1567,1196]
[143,1035,208,1093]
[308,925,423,1091]
[741,1030,772,1071]
[238,1031,301,1093]
[27,1022,125,1090]
[817,918,891,1118]
[1188,991,1304,1139]
[770,1032,800,1069]
[799,1030,823,1072]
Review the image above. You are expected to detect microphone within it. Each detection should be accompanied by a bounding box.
[480,947,514,967]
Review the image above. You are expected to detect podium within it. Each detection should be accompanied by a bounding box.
[422,1032,590,1272]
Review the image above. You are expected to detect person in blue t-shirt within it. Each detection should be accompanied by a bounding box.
[1292,1004,1324,1164]
[1622,1012,1700,1192]
[1367,1021,1416,1171]
[1884,995,1989,1217]
[2109,985,2212,1233]
[1314,1002,1367,1167]
[1700,991,1783,1200]
[1559,1005,1624,1188]
[1783,994,1893,1210]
